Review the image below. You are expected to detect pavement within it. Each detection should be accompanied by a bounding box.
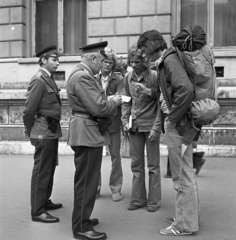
[0,154,236,240]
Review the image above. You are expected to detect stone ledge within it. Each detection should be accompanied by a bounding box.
[0,89,68,99]
[0,141,107,156]
[0,141,235,157]
[1,88,236,100]
[0,81,67,89]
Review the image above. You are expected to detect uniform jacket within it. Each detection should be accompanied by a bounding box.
[158,48,194,135]
[121,68,162,133]
[66,63,118,147]
[96,72,124,133]
[23,69,62,139]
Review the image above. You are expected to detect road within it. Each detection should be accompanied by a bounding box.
[0,155,236,240]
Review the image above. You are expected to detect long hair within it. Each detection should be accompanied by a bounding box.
[127,44,150,68]
[137,30,167,55]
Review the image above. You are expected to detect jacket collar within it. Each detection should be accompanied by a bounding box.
[78,62,94,76]
[160,48,176,65]
[131,68,149,82]
[39,67,51,77]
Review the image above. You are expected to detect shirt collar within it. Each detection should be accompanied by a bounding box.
[133,70,146,82]
[40,67,51,77]
[100,71,112,81]
[155,55,164,66]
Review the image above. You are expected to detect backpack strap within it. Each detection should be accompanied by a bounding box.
[201,46,217,101]
[201,45,215,65]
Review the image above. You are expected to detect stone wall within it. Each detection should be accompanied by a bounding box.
[87,0,172,53]
[0,0,26,58]
[0,80,236,145]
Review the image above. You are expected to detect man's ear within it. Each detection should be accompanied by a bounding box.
[41,56,47,64]
[91,55,96,63]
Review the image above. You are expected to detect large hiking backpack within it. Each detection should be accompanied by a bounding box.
[172,24,220,126]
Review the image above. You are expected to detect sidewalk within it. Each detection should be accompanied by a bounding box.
[0,154,236,240]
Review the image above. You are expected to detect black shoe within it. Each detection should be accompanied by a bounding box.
[73,230,107,240]
[195,158,206,175]
[32,212,59,223]
[45,200,63,210]
[164,174,172,178]
[90,218,99,227]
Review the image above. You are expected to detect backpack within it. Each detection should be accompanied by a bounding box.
[172,24,220,126]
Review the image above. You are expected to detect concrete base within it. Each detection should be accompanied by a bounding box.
[0,141,235,157]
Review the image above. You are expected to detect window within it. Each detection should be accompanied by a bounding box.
[35,0,86,55]
[180,0,236,47]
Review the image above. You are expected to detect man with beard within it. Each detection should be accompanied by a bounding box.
[137,30,199,236]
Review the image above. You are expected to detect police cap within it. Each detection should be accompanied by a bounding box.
[36,45,58,58]
[79,41,108,56]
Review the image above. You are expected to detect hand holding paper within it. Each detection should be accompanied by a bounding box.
[121,95,131,103]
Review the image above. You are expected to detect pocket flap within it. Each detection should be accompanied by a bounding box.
[46,85,55,93]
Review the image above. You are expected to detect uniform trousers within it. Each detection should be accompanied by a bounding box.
[97,131,123,194]
[71,146,103,233]
[30,138,58,216]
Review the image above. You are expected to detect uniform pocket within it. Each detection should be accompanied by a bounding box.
[46,86,58,103]
[84,119,104,145]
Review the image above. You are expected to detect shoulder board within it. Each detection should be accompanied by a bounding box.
[35,72,42,78]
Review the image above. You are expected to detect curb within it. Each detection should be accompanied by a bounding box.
[0,141,235,157]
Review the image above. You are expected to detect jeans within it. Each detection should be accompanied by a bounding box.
[165,119,199,232]
[129,130,161,208]
[97,131,123,195]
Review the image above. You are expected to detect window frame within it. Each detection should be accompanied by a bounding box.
[172,0,236,52]
[30,0,87,57]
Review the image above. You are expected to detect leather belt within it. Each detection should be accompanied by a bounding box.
[36,113,46,119]
[72,111,95,121]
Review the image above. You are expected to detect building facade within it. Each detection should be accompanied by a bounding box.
[0,0,235,145]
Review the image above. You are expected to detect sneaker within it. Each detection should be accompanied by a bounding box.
[164,174,172,178]
[160,225,193,236]
[112,192,123,202]
[165,217,175,224]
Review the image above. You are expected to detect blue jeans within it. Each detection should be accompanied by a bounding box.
[165,119,199,232]
[129,130,161,208]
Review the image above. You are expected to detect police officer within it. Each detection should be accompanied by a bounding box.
[67,41,122,240]
[23,45,62,223]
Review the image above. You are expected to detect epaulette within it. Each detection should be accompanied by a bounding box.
[36,72,42,78]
